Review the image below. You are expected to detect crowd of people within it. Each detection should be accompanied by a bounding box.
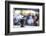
[13,10,39,27]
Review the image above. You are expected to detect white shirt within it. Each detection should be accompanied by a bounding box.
[27,16,33,24]
[13,14,23,23]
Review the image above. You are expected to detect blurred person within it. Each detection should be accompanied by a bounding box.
[20,17,24,27]
[32,14,39,26]
[34,14,39,26]
[27,13,34,25]
[13,14,23,25]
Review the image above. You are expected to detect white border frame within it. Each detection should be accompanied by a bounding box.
[10,4,43,32]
